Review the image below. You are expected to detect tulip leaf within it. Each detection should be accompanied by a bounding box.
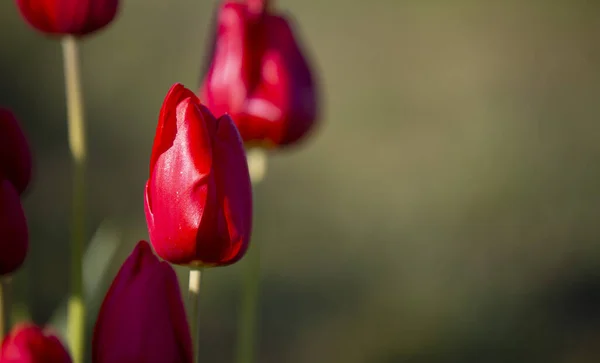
[48,219,121,339]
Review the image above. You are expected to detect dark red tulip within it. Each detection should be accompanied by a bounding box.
[15,0,119,36]
[199,0,319,148]
[0,179,28,276]
[0,108,32,195]
[0,109,31,276]
[92,240,193,363]
[0,323,71,363]
[144,83,252,267]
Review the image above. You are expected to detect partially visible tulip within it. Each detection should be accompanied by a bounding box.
[0,323,71,363]
[15,0,119,36]
[92,241,193,363]
[0,109,31,276]
[199,0,319,148]
[0,180,28,276]
[0,108,32,195]
[144,83,252,267]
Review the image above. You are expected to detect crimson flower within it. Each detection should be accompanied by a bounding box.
[0,180,28,276]
[0,323,71,363]
[144,83,252,267]
[15,0,119,36]
[199,0,319,148]
[92,241,193,363]
[0,108,31,276]
[0,108,32,195]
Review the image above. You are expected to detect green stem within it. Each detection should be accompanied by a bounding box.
[235,148,267,363]
[62,35,86,363]
[0,277,12,340]
[188,269,203,363]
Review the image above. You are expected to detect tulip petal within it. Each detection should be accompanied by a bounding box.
[149,83,198,180]
[208,115,252,264]
[148,99,217,264]
[92,241,192,363]
[200,2,249,118]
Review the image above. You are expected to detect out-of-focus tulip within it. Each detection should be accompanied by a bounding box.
[0,108,32,195]
[0,109,31,276]
[15,0,119,36]
[0,323,71,363]
[0,180,28,276]
[144,83,252,267]
[199,0,319,148]
[92,240,193,363]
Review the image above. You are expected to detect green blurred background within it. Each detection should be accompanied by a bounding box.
[3,1,600,362]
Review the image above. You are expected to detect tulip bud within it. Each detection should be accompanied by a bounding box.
[0,180,28,276]
[0,323,71,363]
[0,109,31,276]
[15,0,119,36]
[92,241,193,363]
[144,83,252,267]
[199,0,319,148]
[0,108,32,195]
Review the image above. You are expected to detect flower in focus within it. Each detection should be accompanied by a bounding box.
[0,108,31,276]
[199,0,319,148]
[0,323,71,363]
[92,240,193,363]
[144,83,252,267]
[15,0,119,36]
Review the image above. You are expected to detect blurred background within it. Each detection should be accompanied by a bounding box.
[2,1,600,362]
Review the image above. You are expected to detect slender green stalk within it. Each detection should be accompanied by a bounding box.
[62,35,87,363]
[188,269,203,363]
[0,277,12,340]
[235,148,268,363]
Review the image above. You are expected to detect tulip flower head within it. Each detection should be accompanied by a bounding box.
[0,323,71,363]
[200,0,319,148]
[0,180,28,276]
[0,109,31,276]
[15,0,119,36]
[0,108,32,195]
[144,83,253,267]
[93,241,193,363]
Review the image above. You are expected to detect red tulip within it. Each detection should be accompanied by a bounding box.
[0,323,71,363]
[199,0,319,148]
[92,240,193,363]
[0,109,31,276]
[15,0,119,36]
[0,179,28,276]
[0,108,32,195]
[144,83,252,267]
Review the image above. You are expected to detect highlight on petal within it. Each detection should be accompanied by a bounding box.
[149,83,199,178]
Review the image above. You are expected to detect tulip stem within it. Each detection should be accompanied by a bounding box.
[62,35,87,363]
[0,277,12,340]
[189,269,203,363]
[235,148,268,363]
